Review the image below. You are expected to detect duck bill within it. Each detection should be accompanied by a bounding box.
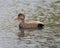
[15,18,18,20]
[15,18,21,21]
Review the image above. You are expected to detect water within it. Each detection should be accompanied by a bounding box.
[0,0,60,48]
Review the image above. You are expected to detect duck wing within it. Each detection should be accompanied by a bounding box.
[23,21,43,28]
[25,20,43,24]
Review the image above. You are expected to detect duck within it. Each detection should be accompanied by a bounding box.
[16,13,44,30]
[15,13,44,37]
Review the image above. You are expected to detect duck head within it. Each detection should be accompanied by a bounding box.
[16,13,25,21]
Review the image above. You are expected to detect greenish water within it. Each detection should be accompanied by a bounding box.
[0,0,60,48]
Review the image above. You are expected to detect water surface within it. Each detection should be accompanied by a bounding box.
[0,0,60,48]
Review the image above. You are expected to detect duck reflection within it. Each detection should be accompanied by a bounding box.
[17,28,44,37]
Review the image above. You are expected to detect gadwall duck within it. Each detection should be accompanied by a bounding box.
[16,13,44,29]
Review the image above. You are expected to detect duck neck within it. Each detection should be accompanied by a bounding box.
[22,20,24,22]
[21,19,25,23]
[20,19,25,27]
